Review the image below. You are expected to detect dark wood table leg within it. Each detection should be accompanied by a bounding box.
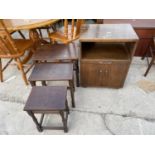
[27,111,43,132]
[144,56,155,76]
[30,81,36,86]
[41,81,47,86]
[65,99,70,115]
[69,80,75,108]
[60,111,68,133]
[74,60,80,87]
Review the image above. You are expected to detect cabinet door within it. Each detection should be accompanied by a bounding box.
[80,62,107,87]
[108,61,130,88]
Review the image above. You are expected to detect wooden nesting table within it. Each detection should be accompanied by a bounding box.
[24,86,69,132]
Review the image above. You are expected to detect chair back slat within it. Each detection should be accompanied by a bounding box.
[0,20,18,56]
[71,19,75,39]
[74,19,83,39]
[64,19,68,38]
[63,19,83,41]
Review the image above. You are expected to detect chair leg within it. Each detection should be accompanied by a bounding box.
[0,58,3,82]
[16,58,28,85]
[144,57,155,76]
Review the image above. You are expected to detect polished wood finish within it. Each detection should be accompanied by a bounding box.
[103,19,155,56]
[80,24,138,42]
[32,43,80,86]
[29,63,73,81]
[0,20,35,85]
[2,19,60,31]
[80,24,138,88]
[49,19,83,44]
[24,86,69,132]
[28,63,75,107]
[33,43,79,61]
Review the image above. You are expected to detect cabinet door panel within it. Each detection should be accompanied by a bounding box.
[108,62,130,88]
[80,63,107,87]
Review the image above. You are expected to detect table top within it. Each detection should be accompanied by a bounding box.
[2,19,60,31]
[29,63,73,81]
[80,24,139,42]
[33,44,79,61]
[103,19,155,29]
[24,86,67,111]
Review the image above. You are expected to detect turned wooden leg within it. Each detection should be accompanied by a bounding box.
[60,111,68,133]
[0,58,3,82]
[27,111,43,132]
[69,80,75,108]
[16,58,28,85]
[144,56,155,76]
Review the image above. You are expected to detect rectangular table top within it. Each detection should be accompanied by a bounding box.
[80,24,139,42]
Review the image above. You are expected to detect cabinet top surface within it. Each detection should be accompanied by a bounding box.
[103,19,155,29]
[80,24,139,42]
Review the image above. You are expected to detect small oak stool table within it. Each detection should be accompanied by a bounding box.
[28,63,75,107]
[24,86,69,133]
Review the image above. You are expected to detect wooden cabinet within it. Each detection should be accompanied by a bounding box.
[79,24,138,88]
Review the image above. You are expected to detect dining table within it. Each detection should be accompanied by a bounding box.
[1,19,60,63]
[2,19,60,32]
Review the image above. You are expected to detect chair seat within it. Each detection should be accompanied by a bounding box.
[14,39,34,52]
[49,31,69,43]
[24,86,67,111]
[29,63,73,81]
[33,43,79,62]
[49,25,78,44]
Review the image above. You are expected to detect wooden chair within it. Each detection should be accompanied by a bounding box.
[0,20,35,85]
[142,37,155,76]
[49,19,84,44]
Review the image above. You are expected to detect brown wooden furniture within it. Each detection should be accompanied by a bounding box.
[1,19,60,62]
[142,37,155,76]
[2,19,60,32]
[24,86,69,133]
[28,63,75,107]
[103,19,155,56]
[0,20,35,85]
[49,19,83,44]
[79,24,138,88]
[32,43,80,87]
